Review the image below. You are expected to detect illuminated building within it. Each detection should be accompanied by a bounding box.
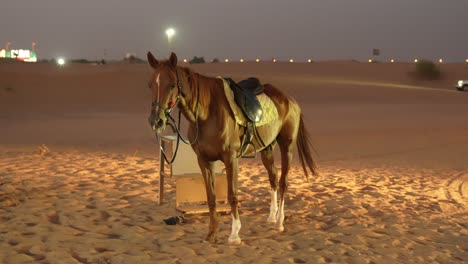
[0,42,38,62]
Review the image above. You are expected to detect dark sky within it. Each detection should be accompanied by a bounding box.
[2,0,468,62]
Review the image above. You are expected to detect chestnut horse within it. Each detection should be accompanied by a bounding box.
[147,52,317,244]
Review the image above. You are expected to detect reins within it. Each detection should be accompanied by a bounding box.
[154,68,201,165]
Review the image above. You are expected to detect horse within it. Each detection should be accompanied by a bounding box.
[147,52,318,244]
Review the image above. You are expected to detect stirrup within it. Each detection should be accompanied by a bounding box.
[241,142,256,159]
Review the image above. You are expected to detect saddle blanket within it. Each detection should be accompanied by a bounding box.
[219,78,278,127]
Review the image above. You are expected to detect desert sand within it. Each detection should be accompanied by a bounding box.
[1,60,467,263]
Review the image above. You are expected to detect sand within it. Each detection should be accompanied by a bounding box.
[1,61,467,263]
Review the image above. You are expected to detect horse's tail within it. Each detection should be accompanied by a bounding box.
[297,114,318,180]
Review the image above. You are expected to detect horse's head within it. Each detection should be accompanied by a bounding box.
[147,52,181,134]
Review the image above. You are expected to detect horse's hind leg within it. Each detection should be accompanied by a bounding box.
[276,136,294,232]
[260,144,278,223]
[225,156,241,245]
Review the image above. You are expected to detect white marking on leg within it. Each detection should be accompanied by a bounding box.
[267,189,278,223]
[228,213,242,245]
[275,198,285,232]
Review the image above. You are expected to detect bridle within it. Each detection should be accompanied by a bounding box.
[150,67,200,164]
[150,79,181,118]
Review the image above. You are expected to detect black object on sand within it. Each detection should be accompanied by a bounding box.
[163,216,185,225]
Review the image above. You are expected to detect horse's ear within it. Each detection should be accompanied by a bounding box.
[169,52,178,68]
[147,52,159,69]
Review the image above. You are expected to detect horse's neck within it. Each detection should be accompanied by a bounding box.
[184,71,222,122]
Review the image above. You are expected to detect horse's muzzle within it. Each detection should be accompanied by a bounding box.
[149,113,166,134]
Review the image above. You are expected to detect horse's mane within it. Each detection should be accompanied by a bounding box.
[178,65,213,116]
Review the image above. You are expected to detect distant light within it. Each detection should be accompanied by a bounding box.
[256,59,260,62]
[390,59,394,63]
[240,59,244,62]
[272,59,276,62]
[414,59,418,63]
[307,59,312,63]
[439,58,443,63]
[289,59,294,63]
[24,57,37,63]
[165,28,175,37]
[225,59,229,62]
[183,59,188,63]
[57,57,66,66]
[368,59,373,63]
[466,59,468,63]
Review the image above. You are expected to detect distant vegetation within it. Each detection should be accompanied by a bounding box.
[38,59,54,64]
[71,59,107,64]
[413,59,442,80]
[211,58,220,63]
[71,59,92,64]
[190,56,205,64]
[123,55,145,64]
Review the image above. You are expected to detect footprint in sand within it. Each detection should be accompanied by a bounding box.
[48,212,61,225]
[290,257,307,263]
[107,234,121,239]
[16,246,46,262]
[95,247,113,253]
[8,240,19,246]
[100,210,111,221]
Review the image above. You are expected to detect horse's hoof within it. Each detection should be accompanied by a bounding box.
[205,234,217,243]
[228,236,242,245]
[275,224,284,232]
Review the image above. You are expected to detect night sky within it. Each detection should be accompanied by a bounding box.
[2,0,468,62]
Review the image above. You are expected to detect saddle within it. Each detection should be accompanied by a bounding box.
[225,77,267,158]
[226,77,264,123]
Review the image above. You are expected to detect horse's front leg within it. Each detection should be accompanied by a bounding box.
[198,158,218,242]
[225,156,241,245]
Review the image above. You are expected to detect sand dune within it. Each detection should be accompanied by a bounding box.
[1,61,467,263]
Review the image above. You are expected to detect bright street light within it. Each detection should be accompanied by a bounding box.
[166,28,175,37]
[165,28,175,51]
[57,57,65,66]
